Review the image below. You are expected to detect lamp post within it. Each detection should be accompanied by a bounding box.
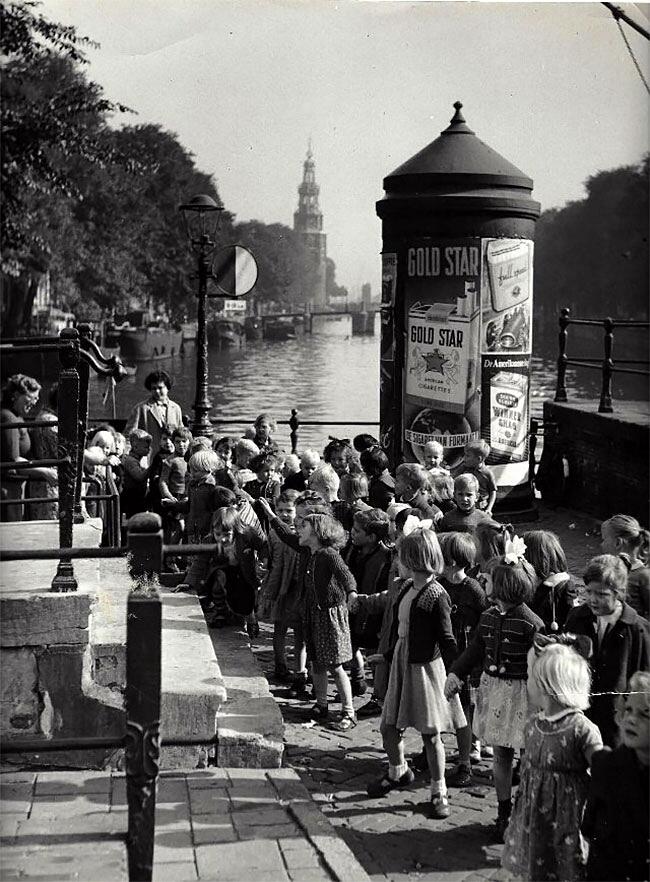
[179,194,224,437]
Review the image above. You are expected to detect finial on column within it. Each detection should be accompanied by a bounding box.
[451,101,466,124]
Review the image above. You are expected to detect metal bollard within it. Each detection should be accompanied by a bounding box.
[125,587,161,882]
[127,512,164,585]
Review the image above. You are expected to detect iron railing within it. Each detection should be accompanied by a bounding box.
[0,327,125,587]
[555,307,650,413]
[0,512,219,882]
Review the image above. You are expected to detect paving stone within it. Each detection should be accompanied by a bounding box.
[0,812,23,839]
[236,822,300,840]
[28,793,110,818]
[188,790,232,815]
[34,772,111,796]
[153,828,195,863]
[186,768,231,786]
[230,807,290,827]
[195,840,286,878]
[191,815,237,845]
[153,860,198,881]
[287,869,332,881]
[157,779,190,803]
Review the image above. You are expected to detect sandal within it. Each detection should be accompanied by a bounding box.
[328,713,357,732]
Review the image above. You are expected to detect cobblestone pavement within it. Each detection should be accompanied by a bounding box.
[251,504,601,882]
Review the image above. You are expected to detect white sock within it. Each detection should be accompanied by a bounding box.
[388,762,408,780]
[430,778,448,798]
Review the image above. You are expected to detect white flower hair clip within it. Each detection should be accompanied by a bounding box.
[503,532,527,565]
[402,515,433,536]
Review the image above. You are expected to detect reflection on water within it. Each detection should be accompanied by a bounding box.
[89,331,638,450]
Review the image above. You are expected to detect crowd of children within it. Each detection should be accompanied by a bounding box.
[84,405,650,880]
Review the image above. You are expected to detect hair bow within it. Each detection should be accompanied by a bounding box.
[533,632,593,661]
[328,436,351,446]
[503,531,527,565]
[402,515,433,536]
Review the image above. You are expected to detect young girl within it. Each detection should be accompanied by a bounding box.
[366,527,466,819]
[582,670,650,882]
[323,437,355,501]
[445,540,542,839]
[601,514,650,621]
[501,637,603,881]
[524,529,577,632]
[243,452,281,529]
[565,553,650,747]
[258,496,357,729]
[248,413,277,452]
[438,532,488,786]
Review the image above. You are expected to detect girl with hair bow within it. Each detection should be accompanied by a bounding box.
[445,535,543,841]
[501,638,604,881]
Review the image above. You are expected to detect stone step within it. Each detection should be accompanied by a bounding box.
[209,626,285,769]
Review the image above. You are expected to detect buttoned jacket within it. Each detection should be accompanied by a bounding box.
[124,397,183,455]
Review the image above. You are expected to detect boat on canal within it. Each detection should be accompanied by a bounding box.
[263,316,297,340]
[209,317,246,349]
[117,313,183,362]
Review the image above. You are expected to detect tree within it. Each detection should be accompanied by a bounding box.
[233,221,310,306]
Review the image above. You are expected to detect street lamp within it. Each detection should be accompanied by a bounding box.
[179,194,224,437]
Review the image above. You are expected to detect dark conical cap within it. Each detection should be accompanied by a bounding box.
[384,101,533,191]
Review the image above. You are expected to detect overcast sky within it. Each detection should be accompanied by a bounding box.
[42,0,649,296]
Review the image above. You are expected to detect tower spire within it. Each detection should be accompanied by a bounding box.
[293,143,327,306]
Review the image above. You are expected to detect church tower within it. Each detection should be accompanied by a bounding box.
[293,141,327,306]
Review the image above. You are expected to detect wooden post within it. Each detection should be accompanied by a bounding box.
[554,308,570,403]
[51,328,80,592]
[74,323,92,522]
[289,409,299,454]
[125,586,161,882]
[599,317,614,413]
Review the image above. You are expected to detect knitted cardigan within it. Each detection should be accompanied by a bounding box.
[451,602,544,681]
[271,517,356,608]
[385,578,458,667]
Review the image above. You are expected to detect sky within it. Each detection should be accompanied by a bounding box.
[41,0,649,297]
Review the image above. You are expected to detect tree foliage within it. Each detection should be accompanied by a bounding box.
[534,156,649,355]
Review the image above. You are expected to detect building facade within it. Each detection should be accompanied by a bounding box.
[293,143,327,306]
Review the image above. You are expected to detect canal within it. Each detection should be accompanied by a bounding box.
[88,327,613,450]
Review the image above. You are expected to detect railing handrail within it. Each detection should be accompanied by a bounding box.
[555,307,650,413]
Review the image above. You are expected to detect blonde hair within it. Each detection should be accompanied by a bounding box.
[398,527,444,575]
[454,472,479,494]
[531,643,591,710]
[189,449,220,475]
[308,464,340,502]
[89,430,115,453]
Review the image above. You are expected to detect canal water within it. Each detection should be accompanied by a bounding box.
[89,323,614,451]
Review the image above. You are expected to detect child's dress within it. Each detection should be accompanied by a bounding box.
[451,603,544,749]
[303,548,355,669]
[381,579,466,735]
[501,708,603,881]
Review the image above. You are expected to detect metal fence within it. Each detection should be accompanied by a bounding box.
[555,307,650,413]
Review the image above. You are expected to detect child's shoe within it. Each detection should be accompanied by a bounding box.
[469,740,481,763]
[445,763,472,788]
[273,665,292,683]
[356,697,383,718]
[367,767,414,798]
[351,677,368,697]
[429,793,450,819]
[308,703,329,722]
[289,673,310,699]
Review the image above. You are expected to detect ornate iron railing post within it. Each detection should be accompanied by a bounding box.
[599,317,614,413]
[289,408,300,454]
[74,323,92,521]
[125,512,163,882]
[555,307,570,402]
[51,328,80,592]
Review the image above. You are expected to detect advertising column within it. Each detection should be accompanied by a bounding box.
[403,240,482,468]
[379,252,398,460]
[480,238,534,490]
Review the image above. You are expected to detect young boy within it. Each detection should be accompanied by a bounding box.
[282,448,320,492]
[244,452,282,530]
[359,447,395,512]
[121,429,152,519]
[437,473,494,535]
[160,426,192,545]
[423,440,449,478]
[395,462,442,523]
[451,439,497,514]
[345,509,392,695]
[565,554,650,747]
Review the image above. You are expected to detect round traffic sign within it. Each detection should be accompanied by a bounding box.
[211,245,258,298]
